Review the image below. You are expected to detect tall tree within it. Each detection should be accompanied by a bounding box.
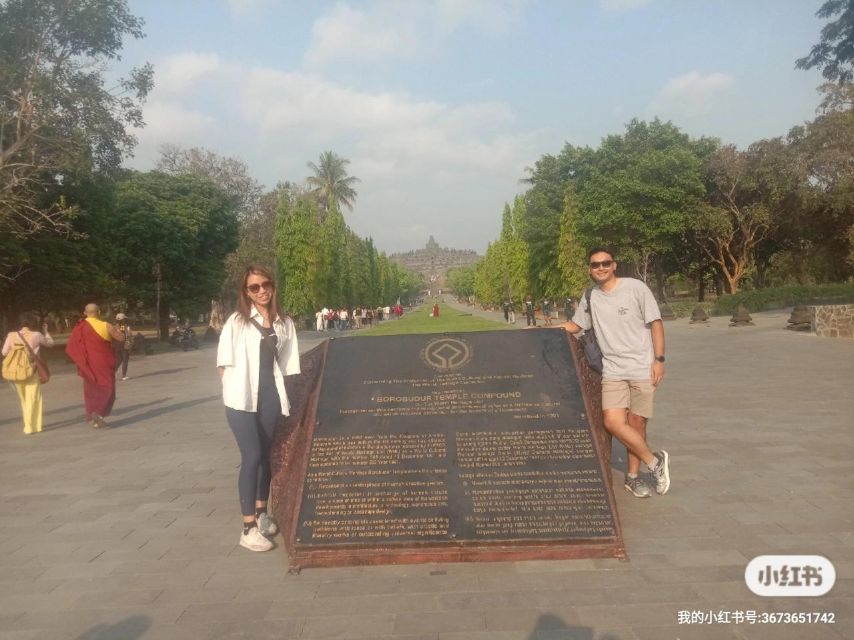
[796,0,854,85]
[691,145,775,294]
[157,145,262,219]
[306,150,360,217]
[0,0,152,264]
[108,171,238,339]
[788,83,854,279]
[276,196,318,317]
[557,192,590,299]
[575,119,711,297]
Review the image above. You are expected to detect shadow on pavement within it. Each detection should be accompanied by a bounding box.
[107,394,221,429]
[40,398,174,432]
[75,615,151,640]
[128,366,198,380]
[0,402,80,427]
[527,615,628,640]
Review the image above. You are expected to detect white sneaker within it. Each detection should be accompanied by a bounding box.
[239,526,274,552]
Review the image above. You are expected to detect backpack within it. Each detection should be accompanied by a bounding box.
[2,341,36,382]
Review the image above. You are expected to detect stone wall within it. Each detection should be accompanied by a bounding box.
[812,304,854,339]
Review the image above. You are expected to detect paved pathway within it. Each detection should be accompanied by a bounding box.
[1,313,852,640]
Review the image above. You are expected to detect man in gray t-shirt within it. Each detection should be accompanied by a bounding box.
[557,248,671,499]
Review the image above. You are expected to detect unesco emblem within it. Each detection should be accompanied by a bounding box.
[421,337,473,371]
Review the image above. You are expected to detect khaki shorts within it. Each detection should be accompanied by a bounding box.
[601,379,656,418]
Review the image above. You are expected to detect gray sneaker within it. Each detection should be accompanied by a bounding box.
[651,450,671,495]
[624,475,652,498]
[257,512,279,536]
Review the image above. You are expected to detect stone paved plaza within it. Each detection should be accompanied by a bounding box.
[1,308,852,640]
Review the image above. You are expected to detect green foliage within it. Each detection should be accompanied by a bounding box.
[315,204,348,307]
[575,119,710,281]
[276,196,318,316]
[357,304,510,336]
[711,283,854,315]
[667,301,715,319]
[306,150,360,213]
[796,0,854,84]
[446,265,476,297]
[0,0,152,250]
[473,196,532,304]
[109,171,239,320]
[557,193,589,298]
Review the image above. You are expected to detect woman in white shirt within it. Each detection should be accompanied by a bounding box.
[217,266,300,552]
[1,313,54,434]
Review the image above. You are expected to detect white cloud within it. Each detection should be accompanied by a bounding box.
[647,71,736,118]
[305,3,418,66]
[155,52,222,94]
[435,0,527,35]
[129,101,217,168]
[600,0,654,11]
[226,0,278,13]
[305,0,527,67]
[129,52,536,252]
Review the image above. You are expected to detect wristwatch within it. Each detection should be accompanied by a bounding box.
[655,355,666,363]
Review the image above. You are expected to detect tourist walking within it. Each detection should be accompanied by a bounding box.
[556,248,671,498]
[217,265,300,552]
[524,294,536,326]
[542,298,553,326]
[508,299,516,324]
[113,313,133,380]
[2,314,54,434]
[65,304,124,428]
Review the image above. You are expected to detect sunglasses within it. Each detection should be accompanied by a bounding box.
[589,260,614,269]
[246,280,274,293]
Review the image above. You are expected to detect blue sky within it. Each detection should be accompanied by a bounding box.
[120,0,826,254]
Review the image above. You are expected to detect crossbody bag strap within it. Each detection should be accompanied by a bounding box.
[248,317,278,355]
[17,331,37,363]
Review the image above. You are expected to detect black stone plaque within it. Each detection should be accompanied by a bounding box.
[292,329,620,553]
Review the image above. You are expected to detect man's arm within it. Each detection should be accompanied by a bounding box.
[533,319,583,334]
[650,319,665,386]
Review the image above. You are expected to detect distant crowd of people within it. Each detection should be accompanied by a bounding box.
[314,303,405,331]
[501,294,566,327]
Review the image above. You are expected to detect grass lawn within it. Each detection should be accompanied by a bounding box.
[356,303,510,336]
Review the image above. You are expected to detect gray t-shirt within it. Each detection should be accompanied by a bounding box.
[572,277,661,381]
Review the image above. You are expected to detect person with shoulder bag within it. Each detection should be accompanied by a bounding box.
[1,313,54,434]
[545,248,672,500]
[217,265,301,552]
[113,313,133,381]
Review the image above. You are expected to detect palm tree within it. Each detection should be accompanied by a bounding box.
[306,151,360,218]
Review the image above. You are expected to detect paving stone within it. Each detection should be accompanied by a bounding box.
[301,613,395,638]
[1,314,852,639]
[394,610,485,634]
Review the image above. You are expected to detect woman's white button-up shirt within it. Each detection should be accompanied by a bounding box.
[216,309,301,415]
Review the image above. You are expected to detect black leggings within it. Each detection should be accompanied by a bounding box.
[114,348,129,377]
[226,382,281,517]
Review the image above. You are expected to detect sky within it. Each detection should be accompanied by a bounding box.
[119,0,827,255]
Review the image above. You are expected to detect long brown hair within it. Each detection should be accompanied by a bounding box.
[237,265,284,323]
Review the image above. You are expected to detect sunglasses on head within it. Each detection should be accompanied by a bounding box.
[589,260,614,269]
[246,280,273,293]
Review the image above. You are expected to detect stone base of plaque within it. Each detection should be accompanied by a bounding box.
[270,331,625,571]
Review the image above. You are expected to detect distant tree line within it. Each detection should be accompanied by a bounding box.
[457,88,853,305]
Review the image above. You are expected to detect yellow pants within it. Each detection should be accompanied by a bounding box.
[12,377,43,434]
